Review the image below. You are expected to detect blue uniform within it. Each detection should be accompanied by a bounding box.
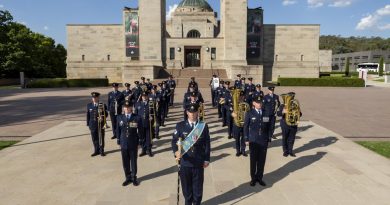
[149,93,161,138]
[277,105,302,155]
[187,81,199,92]
[263,94,280,140]
[107,91,125,137]
[116,113,143,181]
[134,100,153,153]
[215,86,224,118]
[223,91,233,137]
[252,90,264,103]
[244,108,269,182]
[86,102,108,154]
[167,79,176,106]
[234,80,243,89]
[132,86,142,102]
[122,89,135,104]
[244,84,256,104]
[160,88,170,118]
[172,121,211,205]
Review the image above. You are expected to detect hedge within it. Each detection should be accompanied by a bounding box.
[278,78,365,87]
[26,78,109,88]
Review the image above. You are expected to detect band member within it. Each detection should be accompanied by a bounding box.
[225,87,234,139]
[134,92,154,157]
[157,83,166,126]
[221,81,230,126]
[244,96,269,187]
[252,84,264,102]
[86,92,108,157]
[244,77,256,104]
[116,101,142,186]
[132,81,142,102]
[161,81,170,118]
[215,80,225,118]
[240,77,246,90]
[210,74,220,107]
[183,92,202,121]
[263,86,280,140]
[123,83,134,104]
[167,75,176,106]
[232,91,248,157]
[140,77,146,85]
[145,78,153,91]
[172,103,211,205]
[277,92,302,157]
[187,77,199,92]
[234,74,242,89]
[108,83,125,139]
[149,85,161,139]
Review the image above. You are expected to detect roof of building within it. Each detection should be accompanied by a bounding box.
[177,0,213,11]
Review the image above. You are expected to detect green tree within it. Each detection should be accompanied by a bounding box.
[345,58,350,77]
[379,57,384,77]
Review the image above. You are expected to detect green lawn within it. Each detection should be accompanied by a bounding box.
[0,85,20,90]
[356,141,390,158]
[373,79,385,82]
[0,141,19,150]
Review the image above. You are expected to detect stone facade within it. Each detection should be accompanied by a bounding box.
[319,50,333,72]
[66,0,325,85]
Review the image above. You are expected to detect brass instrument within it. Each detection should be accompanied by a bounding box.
[114,99,118,115]
[219,98,225,105]
[199,103,205,122]
[280,93,301,126]
[148,99,156,143]
[97,103,109,147]
[232,89,250,127]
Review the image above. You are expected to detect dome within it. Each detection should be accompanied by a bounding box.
[177,0,213,12]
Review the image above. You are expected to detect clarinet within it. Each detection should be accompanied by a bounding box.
[176,138,182,205]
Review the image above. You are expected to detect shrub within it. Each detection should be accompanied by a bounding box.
[278,78,365,87]
[345,58,350,77]
[26,78,108,88]
[379,57,384,77]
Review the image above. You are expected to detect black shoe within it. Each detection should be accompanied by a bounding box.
[258,180,266,186]
[133,179,139,186]
[148,151,154,157]
[139,151,147,157]
[242,152,248,157]
[122,179,132,186]
[289,153,296,157]
[156,136,161,139]
[91,152,99,157]
[228,136,232,139]
[222,124,226,127]
[283,153,289,157]
[111,136,117,139]
[250,180,256,186]
[236,152,242,157]
[100,152,106,157]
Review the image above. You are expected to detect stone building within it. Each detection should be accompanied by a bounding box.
[66,0,326,84]
[332,50,390,71]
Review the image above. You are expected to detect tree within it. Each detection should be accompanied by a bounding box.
[345,58,350,77]
[379,57,384,77]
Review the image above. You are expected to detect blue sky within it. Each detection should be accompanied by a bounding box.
[1,0,389,46]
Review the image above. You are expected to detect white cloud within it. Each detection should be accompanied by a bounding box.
[20,21,27,25]
[329,1,352,7]
[44,26,49,30]
[166,4,178,20]
[308,0,354,8]
[282,0,297,6]
[0,4,4,8]
[356,4,390,30]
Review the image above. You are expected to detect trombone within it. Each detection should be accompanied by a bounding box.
[97,103,109,147]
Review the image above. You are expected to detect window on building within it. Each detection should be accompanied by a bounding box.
[170,47,175,60]
[187,30,201,38]
[335,58,339,61]
[82,55,85,61]
[211,48,216,60]
[340,57,345,60]
[362,56,368,59]
[347,57,352,60]
[301,55,304,61]
[107,55,110,61]
[354,56,360,59]
[388,55,390,59]
[373,55,382,59]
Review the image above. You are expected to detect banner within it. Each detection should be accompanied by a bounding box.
[125,10,139,57]
[247,9,263,58]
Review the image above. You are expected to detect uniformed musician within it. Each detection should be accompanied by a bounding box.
[244,95,269,187]
[221,81,230,127]
[234,74,242,89]
[132,81,142,102]
[167,75,176,107]
[183,92,203,121]
[86,92,108,157]
[187,77,199,92]
[149,85,161,139]
[225,86,234,139]
[134,92,154,157]
[123,83,134,104]
[161,81,170,118]
[210,74,220,107]
[172,103,211,205]
[252,84,264,103]
[232,91,248,157]
[116,101,142,186]
[263,86,280,140]
[107,83,125,139]
[244,77,256,104]
[215,80,225,118]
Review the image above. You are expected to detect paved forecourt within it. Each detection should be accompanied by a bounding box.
[0,100,389,205]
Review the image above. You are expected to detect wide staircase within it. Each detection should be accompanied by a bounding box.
[153,68,230,88]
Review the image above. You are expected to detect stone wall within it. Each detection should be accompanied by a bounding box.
[319,50,332,72]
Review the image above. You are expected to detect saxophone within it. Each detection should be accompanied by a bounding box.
[232,89,250,127]
[199,103,205,122]
[280,93,301,126]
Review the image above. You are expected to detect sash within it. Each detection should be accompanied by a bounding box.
[180,122,206,155]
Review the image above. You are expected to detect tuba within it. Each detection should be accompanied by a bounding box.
[232,89,250,127]
[199,103,205,122]
[280,93,301,126]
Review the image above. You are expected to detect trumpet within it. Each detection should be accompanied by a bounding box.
[199,103,205,121]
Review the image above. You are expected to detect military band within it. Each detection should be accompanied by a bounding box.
[85,73,302,193]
